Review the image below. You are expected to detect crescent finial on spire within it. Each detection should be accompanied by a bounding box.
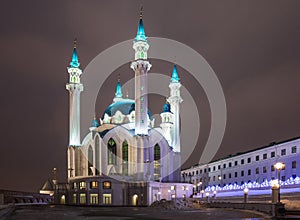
[140,5,143,19]
[73,38,77,48]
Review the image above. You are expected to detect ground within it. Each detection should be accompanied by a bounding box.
[3,205,269,220]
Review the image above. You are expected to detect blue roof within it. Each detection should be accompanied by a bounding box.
[91,118,99,127]
[135,19,147,41]
[162,102,172,113]
[115,81,122,98]
[102,99,152,120]
[171,64,180,82]
[69,47,80,68]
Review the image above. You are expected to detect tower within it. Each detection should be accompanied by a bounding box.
[130,8,152,136]
[66,39,83,146]
[160,101,173,146]
[167,65,183,152]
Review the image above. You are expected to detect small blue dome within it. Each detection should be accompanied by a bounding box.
[162,102,171,113]
[102,99,152,120]
[171,65,180,82]
[135,19,147,42]
[91,118,99,127]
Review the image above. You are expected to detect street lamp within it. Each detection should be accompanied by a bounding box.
[205,192,210,203]
[274,162,285,203]
[243,188,249,203]
[213,190,217,200]
[201,190,204,198]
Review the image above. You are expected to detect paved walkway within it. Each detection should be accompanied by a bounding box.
[3,205,269,220]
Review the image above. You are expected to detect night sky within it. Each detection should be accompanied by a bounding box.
[1,0,300,192]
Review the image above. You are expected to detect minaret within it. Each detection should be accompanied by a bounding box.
[66,39,83,146]
[167,65,183,152]
[130,7,152,135]
[160,101,173,146]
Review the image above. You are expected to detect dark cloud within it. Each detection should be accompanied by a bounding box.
[0,0,300,192]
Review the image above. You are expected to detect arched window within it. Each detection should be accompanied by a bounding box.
[107,138,117,165]
[154,144,161,180]
[95,136,100,175]
[122,140,128,175]
[88,145,93,176]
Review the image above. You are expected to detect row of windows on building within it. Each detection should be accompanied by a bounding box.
[190,161,297,184]
[185,146,297,177]
[73,193,112,205]
[72,181,111,190]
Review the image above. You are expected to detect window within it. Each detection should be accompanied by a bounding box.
[80,193,86,204]
[292,161,296,169]
[141,97,144,102]
[103,194,112,205]
[223,174,226,179]
[73,194,77,204]
[90,181,98,189]
[73,182,77,190]
[170,185,175,190]
[218,175,221,180]
[263,153,267,160]
[204,169,207,173]
[271,151,275,158]
[241,171,244,177]
[241,159,244,165]
[271,165,275,172]
[292,174,297,179]
[200,170,202,174]
[235,172,237,178]
[196,170,198,175]
[218,165,221,170]
[235,161,238,166]
[223,164,226,169]
[90,194,98,205]
[229,173,232,178]
[292,146,297,154]
[247,158,251,163]
[123,141,129,175]
[208,168,211,172]
[248,169,251,175]
[256,168,259,174]
[79,181,86,189]
[281,176,286,181]
[256,155,259,161]
[229,162,232,167]
[213,166,216,171]
[103,181,111,189]
[213,176,216,181]
[108,138,117,165]
[263,166,267,173]
[281,149,286,156]
[88,145,93,176]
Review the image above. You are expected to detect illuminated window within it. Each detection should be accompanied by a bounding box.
[154,144,161,180]
[73,182,77,190]
[73,194,77,204]
[103,194,112,204]
[103,181,111,189]
[79,181,86,189]
[90,194,98,205]
[108,138,117,165]
[90,181,98,189]
[271,165,275,172]
[170,185,175,190]
[292,146,297,154]
[80,193,86,204]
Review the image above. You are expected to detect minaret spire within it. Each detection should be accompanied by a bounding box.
[114,75,123,102]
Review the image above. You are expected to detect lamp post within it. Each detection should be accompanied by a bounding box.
[201,190,204,199]
[274,162,285,203]
[205,192,210,203]
[213,190,217,200]
[197,182,202,195]
[243,188,249,203]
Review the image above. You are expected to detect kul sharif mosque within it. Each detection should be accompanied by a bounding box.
[49,10,193,206]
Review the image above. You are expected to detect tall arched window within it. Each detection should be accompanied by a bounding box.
[107,138,117,165]
[154,144,161,180]
[88,145,93,176]
[95,136,100,175]
[122,140,128,175]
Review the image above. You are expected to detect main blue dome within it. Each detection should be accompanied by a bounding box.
[102,99,152,120]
